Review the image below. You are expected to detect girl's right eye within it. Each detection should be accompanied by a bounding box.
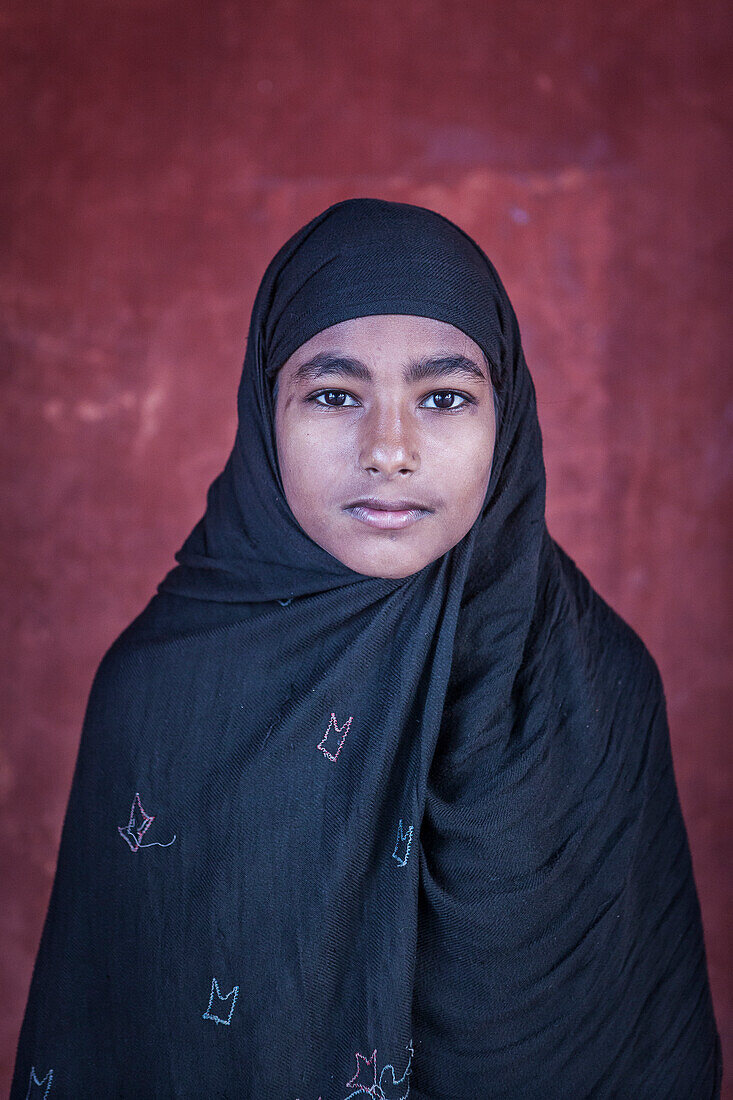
[309,390,359,407]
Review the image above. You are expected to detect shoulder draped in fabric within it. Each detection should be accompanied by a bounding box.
[11,198,722,1099]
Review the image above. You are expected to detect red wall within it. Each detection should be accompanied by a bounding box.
[2,0,730,1092]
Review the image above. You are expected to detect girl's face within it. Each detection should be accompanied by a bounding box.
[274,314,496,579]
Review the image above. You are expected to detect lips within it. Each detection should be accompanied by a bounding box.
[346,497,433,512]
[344,497,433,531]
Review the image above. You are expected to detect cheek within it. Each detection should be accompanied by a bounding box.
[443,458,491,525]
[277,415,343,504]
[437,441,495,541]
[436,418,494,492]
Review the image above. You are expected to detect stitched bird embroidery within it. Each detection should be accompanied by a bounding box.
[117,792,176,852]
[24,1066,53,1099]
[317,712,353,762]
[342,1040,413,1100]
[202,977,239,1026]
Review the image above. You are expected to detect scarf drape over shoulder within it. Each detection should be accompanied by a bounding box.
[12,198,722,1099]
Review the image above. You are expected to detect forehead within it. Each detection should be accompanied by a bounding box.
[281,314,485,369]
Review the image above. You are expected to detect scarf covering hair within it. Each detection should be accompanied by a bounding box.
[12,198,721,1099]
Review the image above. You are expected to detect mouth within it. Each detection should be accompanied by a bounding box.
[343,496,434,531]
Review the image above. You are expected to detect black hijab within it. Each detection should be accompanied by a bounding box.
[12,198,721,1099]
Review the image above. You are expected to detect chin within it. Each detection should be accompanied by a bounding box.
[313,524,432,579]
[345,552,426,580]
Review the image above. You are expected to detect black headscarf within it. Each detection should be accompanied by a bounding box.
[12,198,721,1099]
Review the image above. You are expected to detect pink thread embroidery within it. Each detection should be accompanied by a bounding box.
[342,1040,413,1100]
[317,712,353,762]
[346,1049,378,1096]
[392,820,413,867]
[25,1066,53,1099]
[118,792,177,852]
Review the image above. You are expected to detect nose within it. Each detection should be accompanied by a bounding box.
[359,402,420,477]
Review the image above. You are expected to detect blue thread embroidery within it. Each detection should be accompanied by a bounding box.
[277,597,293,606]
[342,1040,413,1100]
[317,712,353,762]
[118,792,176,852]
[392,820,413,867]
[25,1066,53,1099]
[202,977,239,1025]
[379,1042,413,1100]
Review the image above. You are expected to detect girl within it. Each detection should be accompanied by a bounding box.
[12,198,721,1098]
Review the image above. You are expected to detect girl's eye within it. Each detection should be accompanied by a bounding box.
[421,391,472,411]
[310,390,360,407]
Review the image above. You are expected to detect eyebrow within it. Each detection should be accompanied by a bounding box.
[291,352,488,387]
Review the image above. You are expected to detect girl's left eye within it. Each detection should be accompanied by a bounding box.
[420,391,472,411]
